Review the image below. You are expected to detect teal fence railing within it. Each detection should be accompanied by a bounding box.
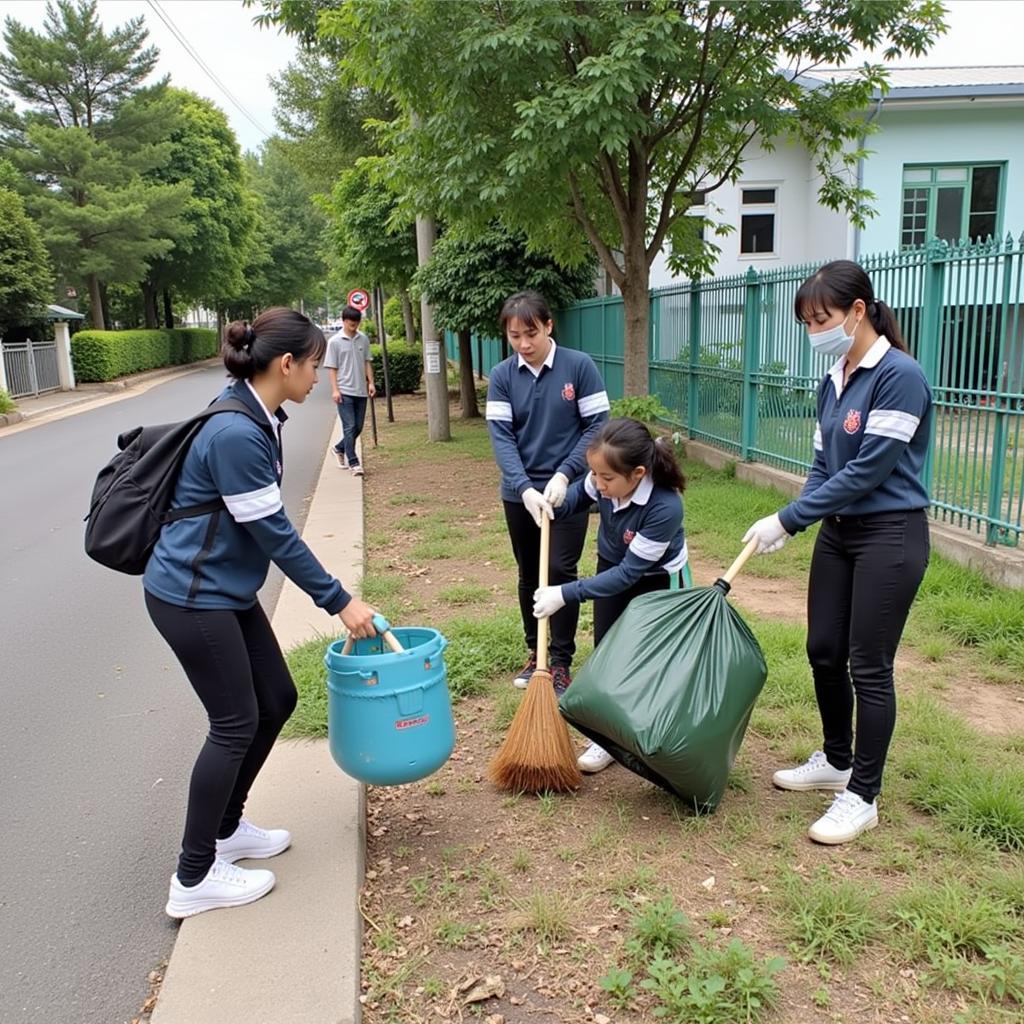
[445,235,1024,546]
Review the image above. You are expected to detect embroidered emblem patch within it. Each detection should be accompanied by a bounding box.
[623,529,636,544]
[561,382,575,401]
[843,409,862,435]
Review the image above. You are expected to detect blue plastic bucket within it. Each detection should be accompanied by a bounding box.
[324,619,454,786]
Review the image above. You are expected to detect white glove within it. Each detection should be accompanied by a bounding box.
[742,513,790,555]
[521,487,553,527]
[533,585,566,619]
[542,472,570,508]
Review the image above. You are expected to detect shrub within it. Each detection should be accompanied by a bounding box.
[610,395,672,423]
[383,294,417,340]
[371,341,422,394]
[0,387,15,414]
[71,328,218,382]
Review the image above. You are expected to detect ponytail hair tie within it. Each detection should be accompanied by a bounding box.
[244,325,256,349]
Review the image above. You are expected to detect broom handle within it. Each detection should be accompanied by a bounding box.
[341,614,405,655]
[720,537,760,585]
[536,514,551,672]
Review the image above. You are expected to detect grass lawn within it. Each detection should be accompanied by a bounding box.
[286,394,1024,1024]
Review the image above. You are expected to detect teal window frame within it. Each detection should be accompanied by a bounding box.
[900,163,1005,249]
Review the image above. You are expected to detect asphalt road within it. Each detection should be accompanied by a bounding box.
[0,365,337,1024]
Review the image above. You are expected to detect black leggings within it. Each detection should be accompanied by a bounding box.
[145,591,297,885]
[806,511,929,802]
[503,501,590,667]
[593,555,673,647]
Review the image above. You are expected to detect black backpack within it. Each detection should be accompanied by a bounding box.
[84,398,267,575]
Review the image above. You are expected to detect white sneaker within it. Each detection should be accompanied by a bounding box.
[577,741,615,773]
[808,790,878,845]
[332,449,347,469]
[215,818,291,863]
[773,750,852,792]
[165,858,275,918]
[351,464,364,477]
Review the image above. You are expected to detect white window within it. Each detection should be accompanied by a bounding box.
[739,186,777,256]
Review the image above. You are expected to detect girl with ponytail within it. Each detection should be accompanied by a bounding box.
[532,417,687,773]
[742,259,933,846]
[144,306,377,918]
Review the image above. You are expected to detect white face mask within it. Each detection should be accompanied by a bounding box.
[808,310,860,358]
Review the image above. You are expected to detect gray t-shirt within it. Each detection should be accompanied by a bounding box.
[324,329,372,397]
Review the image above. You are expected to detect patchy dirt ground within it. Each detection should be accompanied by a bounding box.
[355,394,1024,1024]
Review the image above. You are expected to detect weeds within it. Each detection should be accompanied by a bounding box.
[781,868,880,965]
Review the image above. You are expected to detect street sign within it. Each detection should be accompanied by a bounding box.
[347,289,370,312]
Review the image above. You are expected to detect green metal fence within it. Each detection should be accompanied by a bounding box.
[449,235,1024,546]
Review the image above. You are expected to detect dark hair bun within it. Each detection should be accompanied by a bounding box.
[222,320,255,379]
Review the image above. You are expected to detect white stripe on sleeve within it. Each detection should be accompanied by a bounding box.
[485,400,513,422]
[629,532,670,562]
[813,422,823,451]
[864,409,920,443]
[578,391,610,417]
[663,541,688,573]
[223,482,283,523]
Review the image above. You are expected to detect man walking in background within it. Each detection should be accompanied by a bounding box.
[325,305,375,477]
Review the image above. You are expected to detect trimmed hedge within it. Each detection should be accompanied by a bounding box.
[71,328,218,382]
[371,341,422,394]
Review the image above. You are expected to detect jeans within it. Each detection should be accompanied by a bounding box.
[503,501,590,667]
[806,510,929,802]
[145,592,297,885]
[334,394,368,467]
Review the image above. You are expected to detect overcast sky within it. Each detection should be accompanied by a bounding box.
[0,0,1022,155]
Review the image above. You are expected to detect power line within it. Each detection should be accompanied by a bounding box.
[145,0,274,140]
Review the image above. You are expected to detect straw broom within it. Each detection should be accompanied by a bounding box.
[489,513,582,793]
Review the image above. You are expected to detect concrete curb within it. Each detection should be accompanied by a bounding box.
[150,428,366,1024]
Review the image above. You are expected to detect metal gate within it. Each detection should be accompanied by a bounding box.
[1,338,60,398]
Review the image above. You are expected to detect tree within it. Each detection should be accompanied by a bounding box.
[0,0,190,328]
[0,160,53,331]
[140,89,253,327]
[414,223,596,417]
[318,160,419,341]
[319,0,945,395]
[220,139,326,318]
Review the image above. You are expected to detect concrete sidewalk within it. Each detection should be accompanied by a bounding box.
[150,426,366,1024]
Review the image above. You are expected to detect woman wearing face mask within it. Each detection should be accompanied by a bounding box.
[742,260,932,845]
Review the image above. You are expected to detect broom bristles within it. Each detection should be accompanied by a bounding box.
[488,668,582,793]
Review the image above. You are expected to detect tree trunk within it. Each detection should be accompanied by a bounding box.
[162,289,174,328]
[400,287,416,343]
[621,245,651,397]
[141,282,159,329]
[100,281,111,332]
[414,214,451,442]
[457,329,479,418]
[87,274,104,330]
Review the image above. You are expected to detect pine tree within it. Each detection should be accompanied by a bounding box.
[0,0,189,328]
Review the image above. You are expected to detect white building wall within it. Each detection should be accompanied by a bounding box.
[649,135,850,288]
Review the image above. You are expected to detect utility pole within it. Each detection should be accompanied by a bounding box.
[415,214,451,441]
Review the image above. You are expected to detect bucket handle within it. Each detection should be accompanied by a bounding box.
[341,613,405,656]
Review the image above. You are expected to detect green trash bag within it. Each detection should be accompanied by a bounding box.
[559,580,767,813]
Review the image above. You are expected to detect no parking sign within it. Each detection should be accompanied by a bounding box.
[347,288,370,312]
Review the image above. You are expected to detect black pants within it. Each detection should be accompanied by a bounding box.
[334,394,368,467]
[503,501,590,667]
[593,555,673,646]
[806,510,929,802]
[145,591,297,885]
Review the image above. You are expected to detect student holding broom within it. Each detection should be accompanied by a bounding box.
[742,259,932,845]
[533,417,688,773]
[144,308,377,917]
[486,290,610,697]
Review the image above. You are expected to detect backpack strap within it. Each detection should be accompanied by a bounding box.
[159,397,274,524]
